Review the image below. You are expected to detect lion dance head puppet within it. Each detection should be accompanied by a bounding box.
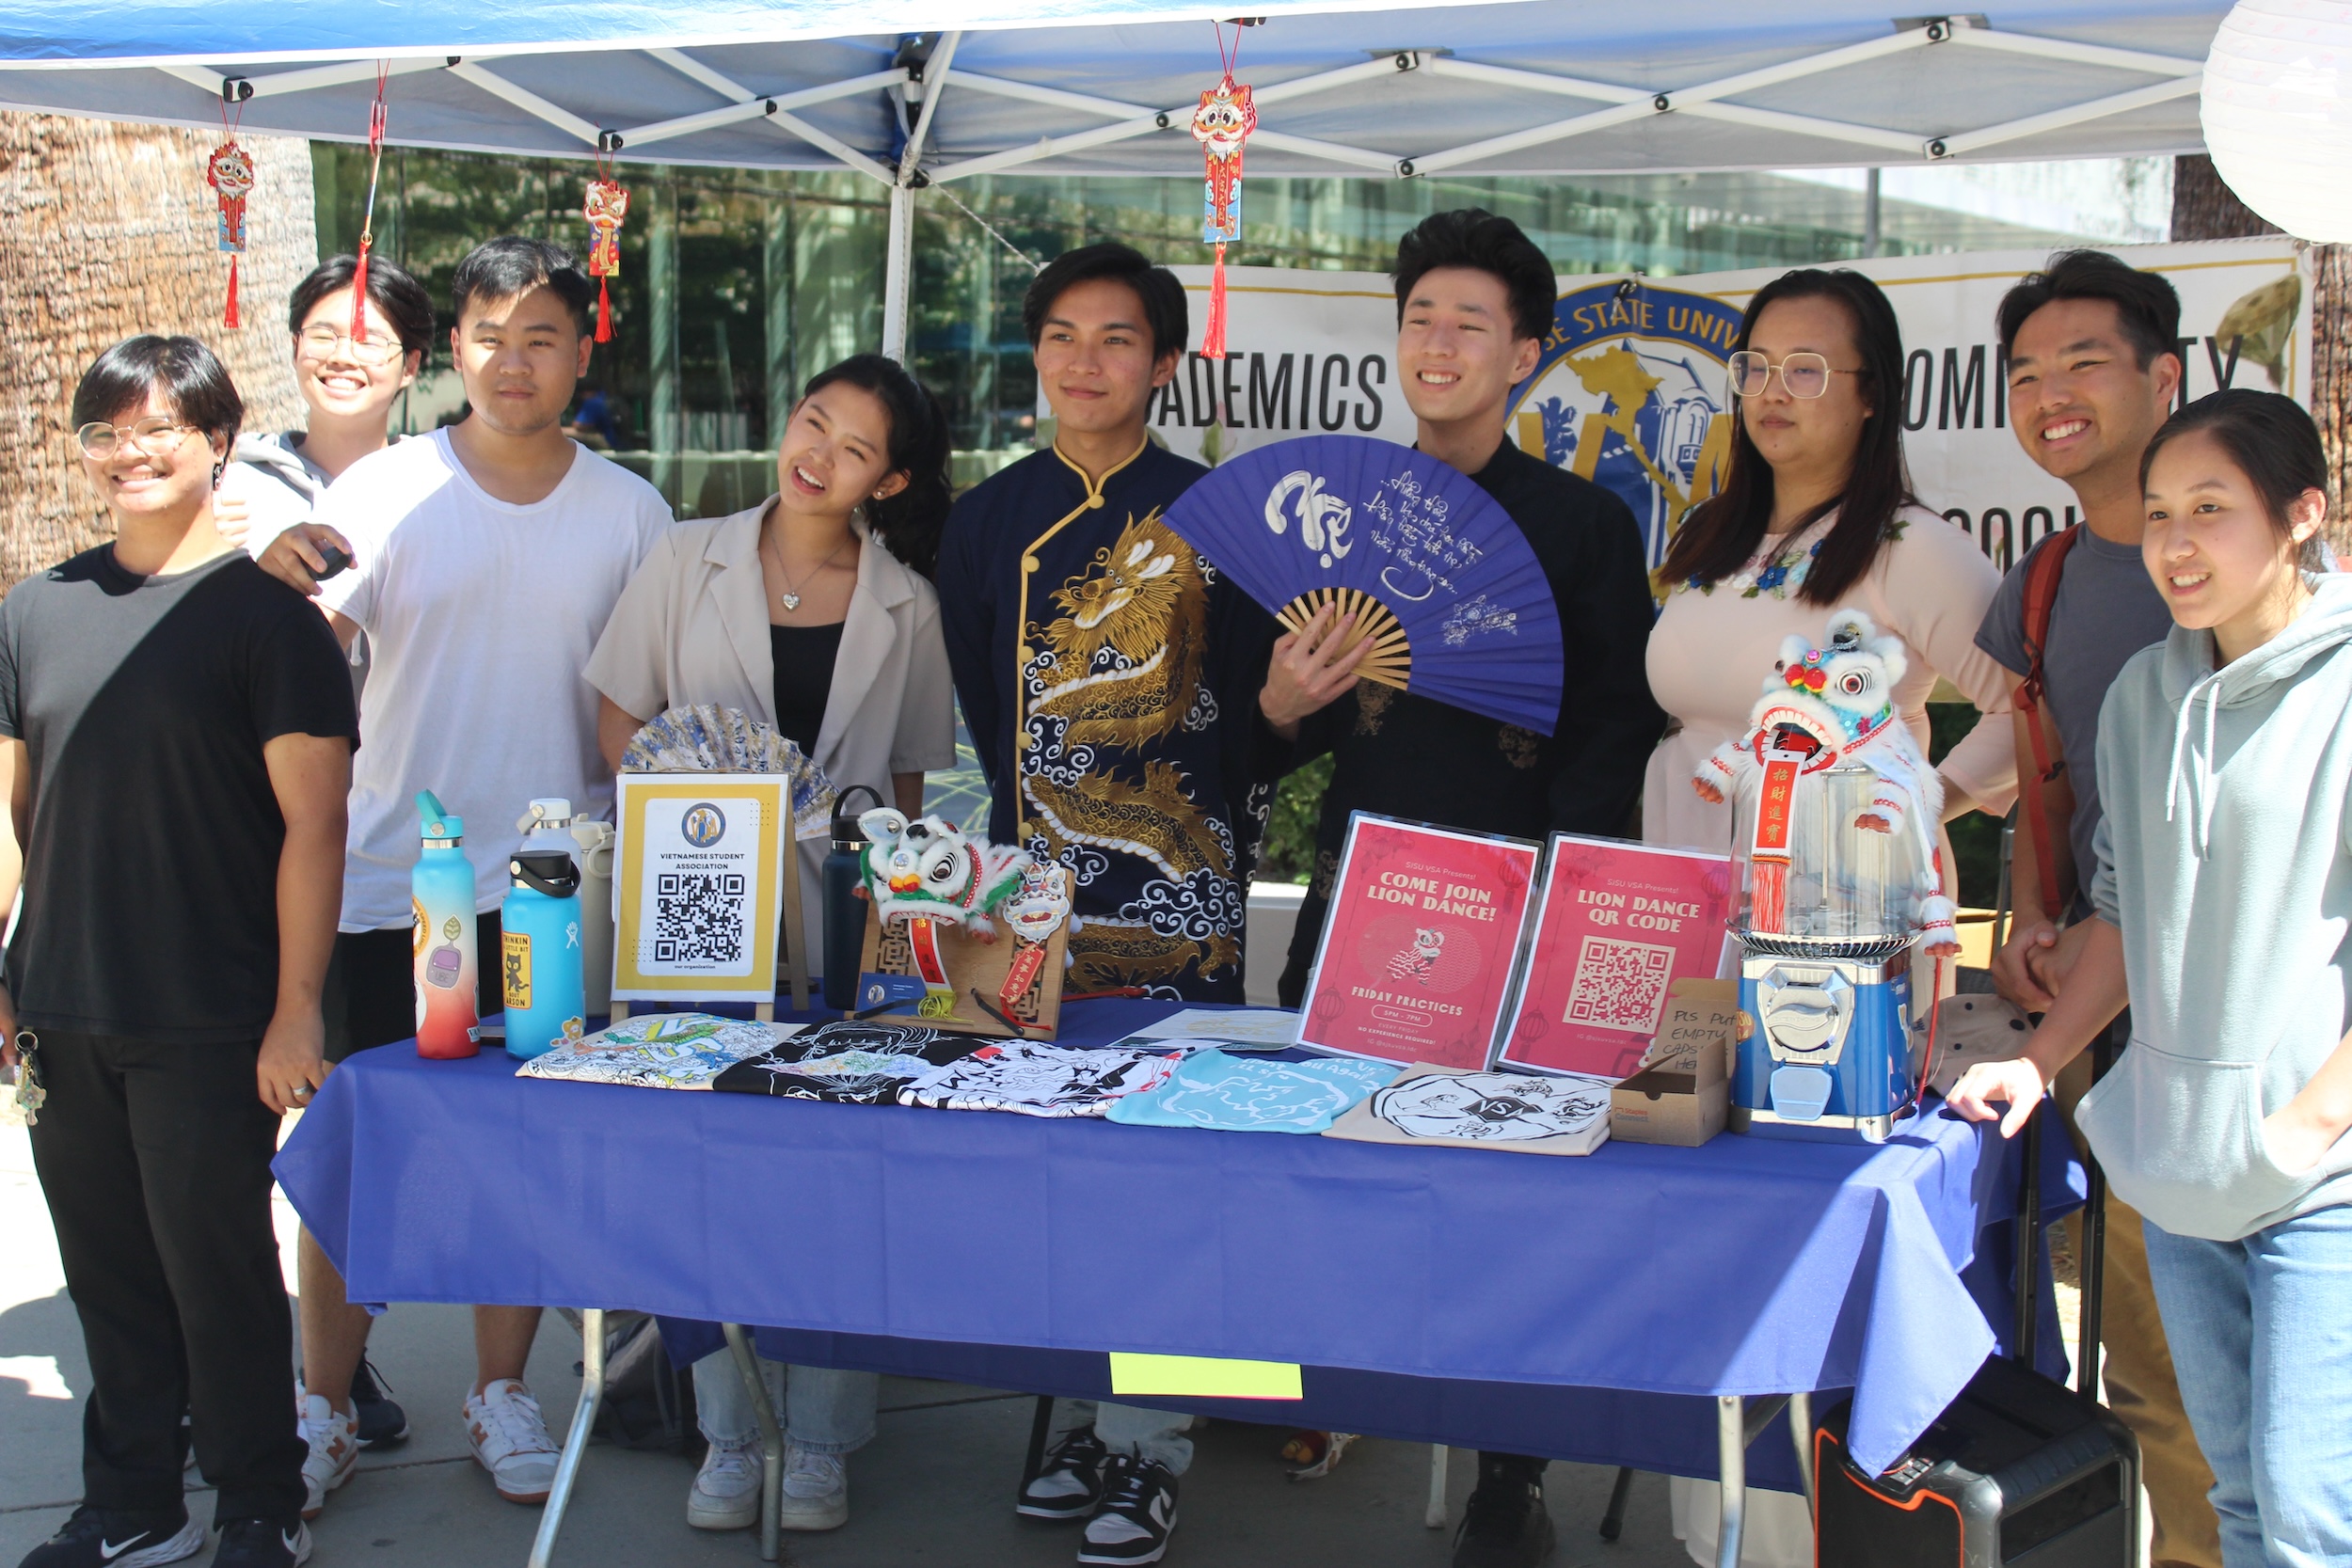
[857,809,1034,939]
[1691,609,1958,956]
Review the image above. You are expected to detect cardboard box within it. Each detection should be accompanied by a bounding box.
[1610,978,1737,1147]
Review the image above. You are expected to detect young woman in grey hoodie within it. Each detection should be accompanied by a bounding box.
[1950,389,2352,1567]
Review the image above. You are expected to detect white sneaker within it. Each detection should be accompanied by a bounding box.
[463,1379,559,1504]
[777,1446,848,1532]
[297,1393,358,1520]
[687,1438,762,1531]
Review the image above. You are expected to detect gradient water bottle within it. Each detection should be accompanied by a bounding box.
[412,790,482,1059]
[501,799,585,1060]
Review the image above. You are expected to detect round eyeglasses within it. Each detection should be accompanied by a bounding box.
[75,418,199,462]
[1727,351,1861,400]
[296,325,407,367]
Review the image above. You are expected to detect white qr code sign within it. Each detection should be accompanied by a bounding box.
[613,776,788,1001]
[1564,936,1676,1036]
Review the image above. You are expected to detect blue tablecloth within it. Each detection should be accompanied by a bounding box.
[275,999,2072,1482]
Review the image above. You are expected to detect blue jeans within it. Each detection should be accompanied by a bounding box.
[2143,1205,2352,1568]
[690,1352,878,1457]
[1048,1399,1192,1476]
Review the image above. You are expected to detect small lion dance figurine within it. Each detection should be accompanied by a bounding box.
[858,809,1033,940]
[1691,609,1959,957]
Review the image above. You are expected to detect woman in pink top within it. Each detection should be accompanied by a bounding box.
[1644,268,2016,1568]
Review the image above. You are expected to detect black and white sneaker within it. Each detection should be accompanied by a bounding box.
[16,1505,203,1568]
[1451,1458,1556,1568]
[208,1518,310,1568]
[349,1358,410,1448]
[1017,1427,1110,1521]
[1076,1456,1178,1565]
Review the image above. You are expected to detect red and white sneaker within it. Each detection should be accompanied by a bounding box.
[297,1392,358,1519]
[464,1379,560,1504]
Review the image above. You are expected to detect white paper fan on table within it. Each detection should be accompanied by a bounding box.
[619,704,836,838]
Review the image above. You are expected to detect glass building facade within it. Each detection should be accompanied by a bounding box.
[311,146,2169,516]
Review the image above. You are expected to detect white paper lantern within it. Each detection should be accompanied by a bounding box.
[2203,0,2352,242]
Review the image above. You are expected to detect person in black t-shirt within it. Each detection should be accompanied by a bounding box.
[1260,211,1664,1568]
[1,338,357,1568]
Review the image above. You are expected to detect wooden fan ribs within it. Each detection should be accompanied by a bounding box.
[1276,586,1411,691]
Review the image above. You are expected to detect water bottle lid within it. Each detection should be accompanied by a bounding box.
[424,814,464,840]
[510,849,581,899]
[519,798,574,834]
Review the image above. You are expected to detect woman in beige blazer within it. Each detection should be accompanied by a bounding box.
[583,355,956,1537]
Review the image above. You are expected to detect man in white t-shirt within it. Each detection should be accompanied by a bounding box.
[261,236,674,1519]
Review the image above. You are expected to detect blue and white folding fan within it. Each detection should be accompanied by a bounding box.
[1163,434,1565,735]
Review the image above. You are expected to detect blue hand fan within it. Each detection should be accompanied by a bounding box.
[1163,435,1565,735]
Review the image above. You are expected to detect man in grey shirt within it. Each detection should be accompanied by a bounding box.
[1972,249,2218,1568]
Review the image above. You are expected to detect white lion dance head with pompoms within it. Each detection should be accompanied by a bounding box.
[1691,608,1958,957]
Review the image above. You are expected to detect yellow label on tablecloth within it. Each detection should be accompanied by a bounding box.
[1107,1353,1302,1400]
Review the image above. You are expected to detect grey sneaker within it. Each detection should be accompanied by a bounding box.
[777,1446,848,1532]
[686,1437,761,1531]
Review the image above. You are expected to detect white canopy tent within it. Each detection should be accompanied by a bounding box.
[0,0,2231,356]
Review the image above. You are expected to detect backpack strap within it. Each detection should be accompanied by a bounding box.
[2013,528,2082,919]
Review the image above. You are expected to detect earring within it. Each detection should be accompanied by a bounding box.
[212,461,225,488]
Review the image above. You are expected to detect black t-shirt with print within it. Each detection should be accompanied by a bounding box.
[0,546,358,1043]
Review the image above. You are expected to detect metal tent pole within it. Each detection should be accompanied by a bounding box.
[882,182,914,362]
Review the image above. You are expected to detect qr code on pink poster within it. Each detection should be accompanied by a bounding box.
[1564,936,1676,1034]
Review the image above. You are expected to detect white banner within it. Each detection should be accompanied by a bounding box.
[1140,240,2311,577]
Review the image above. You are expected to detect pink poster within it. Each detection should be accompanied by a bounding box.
[1297,815,1542,1070]
[1499,833,1736,1080]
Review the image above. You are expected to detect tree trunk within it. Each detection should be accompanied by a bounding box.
[2174,153,2352,553]
[0,113,317,592]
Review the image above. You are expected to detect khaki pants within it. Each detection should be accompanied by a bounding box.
[2056,1048,2223,1568]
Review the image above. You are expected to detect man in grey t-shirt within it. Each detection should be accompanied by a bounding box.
[1973,250,2220,1568]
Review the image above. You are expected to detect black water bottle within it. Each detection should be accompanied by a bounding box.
[822,785,885,1011]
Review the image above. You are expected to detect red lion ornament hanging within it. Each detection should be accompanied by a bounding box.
[204,140,255,328]
[583,171,628,343]
[1190,67,1255,360]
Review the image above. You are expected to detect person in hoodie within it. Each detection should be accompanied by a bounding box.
[217,254,436,697]
[1950,389,2352,1568]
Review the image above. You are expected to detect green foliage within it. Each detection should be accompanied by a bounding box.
[1258,754,1333,884]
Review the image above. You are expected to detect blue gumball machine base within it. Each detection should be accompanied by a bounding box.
[1730,936,1923,1144]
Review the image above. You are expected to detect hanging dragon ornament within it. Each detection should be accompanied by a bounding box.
[582,151,629,344]
[203,138,255,328]
[1189,44,1256,361]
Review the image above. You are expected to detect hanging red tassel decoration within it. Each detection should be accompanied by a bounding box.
[583,158,629,345]
[204,139,254,329]
[1190,24,1256,361]
[351,67,389,343]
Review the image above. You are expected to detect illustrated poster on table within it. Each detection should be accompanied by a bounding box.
[1498,833,1735,1079]
[1296,813,1541,1070]
[612,774,787,1003]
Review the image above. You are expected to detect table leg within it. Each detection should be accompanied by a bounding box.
[1788,1390,1816,1513]
[1716,1395,1745,1568]
[1424,1445,1448,1529]
[723,1323,784,1563]
[525,1307,605,1568]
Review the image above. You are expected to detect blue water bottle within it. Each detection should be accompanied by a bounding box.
[501,798,585,1060]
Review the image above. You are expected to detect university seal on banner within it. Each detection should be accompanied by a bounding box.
[1509,281,1745,572]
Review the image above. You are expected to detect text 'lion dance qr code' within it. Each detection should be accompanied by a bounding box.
[1564,936,1676,1035]
[654,871,747,965]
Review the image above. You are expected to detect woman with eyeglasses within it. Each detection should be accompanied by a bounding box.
[215,254,433,555]
[1641,268,2017,1568]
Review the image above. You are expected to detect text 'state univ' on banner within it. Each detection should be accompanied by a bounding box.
[1147,239,2308,577]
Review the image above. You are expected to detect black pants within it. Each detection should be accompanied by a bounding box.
[26,1031,305,1521]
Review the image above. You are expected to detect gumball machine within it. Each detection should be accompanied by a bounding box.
[1691,610,1961,1143]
